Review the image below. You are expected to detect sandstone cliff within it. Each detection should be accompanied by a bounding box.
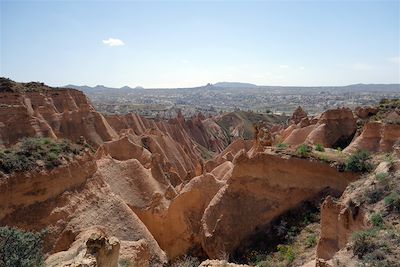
[0,78,118,147]
[282,108,356,148]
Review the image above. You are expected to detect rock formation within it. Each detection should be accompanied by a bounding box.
[0,152,96,220]
[344,121,400,153]
[282,107,356,148]
[201,152,358,259]
[45,227,120,267]
[0,78,118,147]
[354,106,379,119]
[291,106,308,124]
[1,78,399,267]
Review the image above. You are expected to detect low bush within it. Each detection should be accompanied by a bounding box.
[315,144,325,152]
[296,144,312,157]
[370,213,384,227]
[384,192,400,212]
[277,244,295,263]
[119,258,132,267]
[276,143,288,150]
[0,137,84,174]
[345,150,373,173]
[364,186,386,204]
[170,256,200,267]
[0,227,46,267]
[375,172,389,182]
[305,234,317,248]
[352,228,378,258]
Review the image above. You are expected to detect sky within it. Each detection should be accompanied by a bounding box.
[1,0,399,88]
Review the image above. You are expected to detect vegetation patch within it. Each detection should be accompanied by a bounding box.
[352,228,379,258]
[305,233,317,248]
[314,144,325,152]
[0,137,85,174]
[370,213,384,227]
[374,98,400,124]
[296,144,312,158]
[351,226,400,267]
[345,150,373,173]
[119,258,133,267]
[231,202,321,266]
[0,226,46,267]
[376,172,389,182]
[384,192,400,212]
[170,255,200,267]
[276,143,288,150]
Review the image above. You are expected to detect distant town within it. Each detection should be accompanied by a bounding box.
[66,82,400,118]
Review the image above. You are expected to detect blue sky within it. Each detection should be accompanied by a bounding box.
[1,0,399,88]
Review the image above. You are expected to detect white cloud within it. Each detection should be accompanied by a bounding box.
[299,66,305,70]
[279,64,289,69]
[388,56,400,64]
[352,63,373,71]
[102,38,125,47]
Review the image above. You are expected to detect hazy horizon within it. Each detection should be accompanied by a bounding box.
[63,81,400,90]
[1,0,399,88]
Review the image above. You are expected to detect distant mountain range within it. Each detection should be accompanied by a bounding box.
[213,82,258,88]
[63,82,400,93]
[64,84,144,93]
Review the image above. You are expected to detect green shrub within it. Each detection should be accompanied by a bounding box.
[305,234,317,248]
[364,186,385,204]
[315,144,325,152]
[384,192,400,212]
[319,155,330,163]
[352,229,378,258]
[170,256,200,267]
[375,172,389,182]
[119,258,132,267]
[296,144,311,157]
[0,137,84,174]
[370,213,383,227]
[276,143,288,150]
[345,150,373,173]
[277,244,295,263]
[0,227,46,267]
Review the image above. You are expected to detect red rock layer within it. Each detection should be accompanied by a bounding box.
[281,107,356,148]
[344,121,400,153]
[0,89,118,147]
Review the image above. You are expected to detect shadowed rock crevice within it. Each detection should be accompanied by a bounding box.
[229,188,341,264]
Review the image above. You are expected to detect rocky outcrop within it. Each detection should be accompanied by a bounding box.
[316,196,367,260]
[354,106,378,119]
[0,153,96,220]
[96,156,173,212]
[0,85,118,147]
[1,167,168,265]
[283,108,356,148]
[201,118,231,153]
[344,121,400,153]
[98,136,152,163]
[134,173,225,259]
[105,113,204,180]
[316,162,395,263]
[205,139,252,173]
[119,239,151,267]
[45,227,120,267]
[215,111,287,140]
[291,106,308,124]
[201,152,358,259]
